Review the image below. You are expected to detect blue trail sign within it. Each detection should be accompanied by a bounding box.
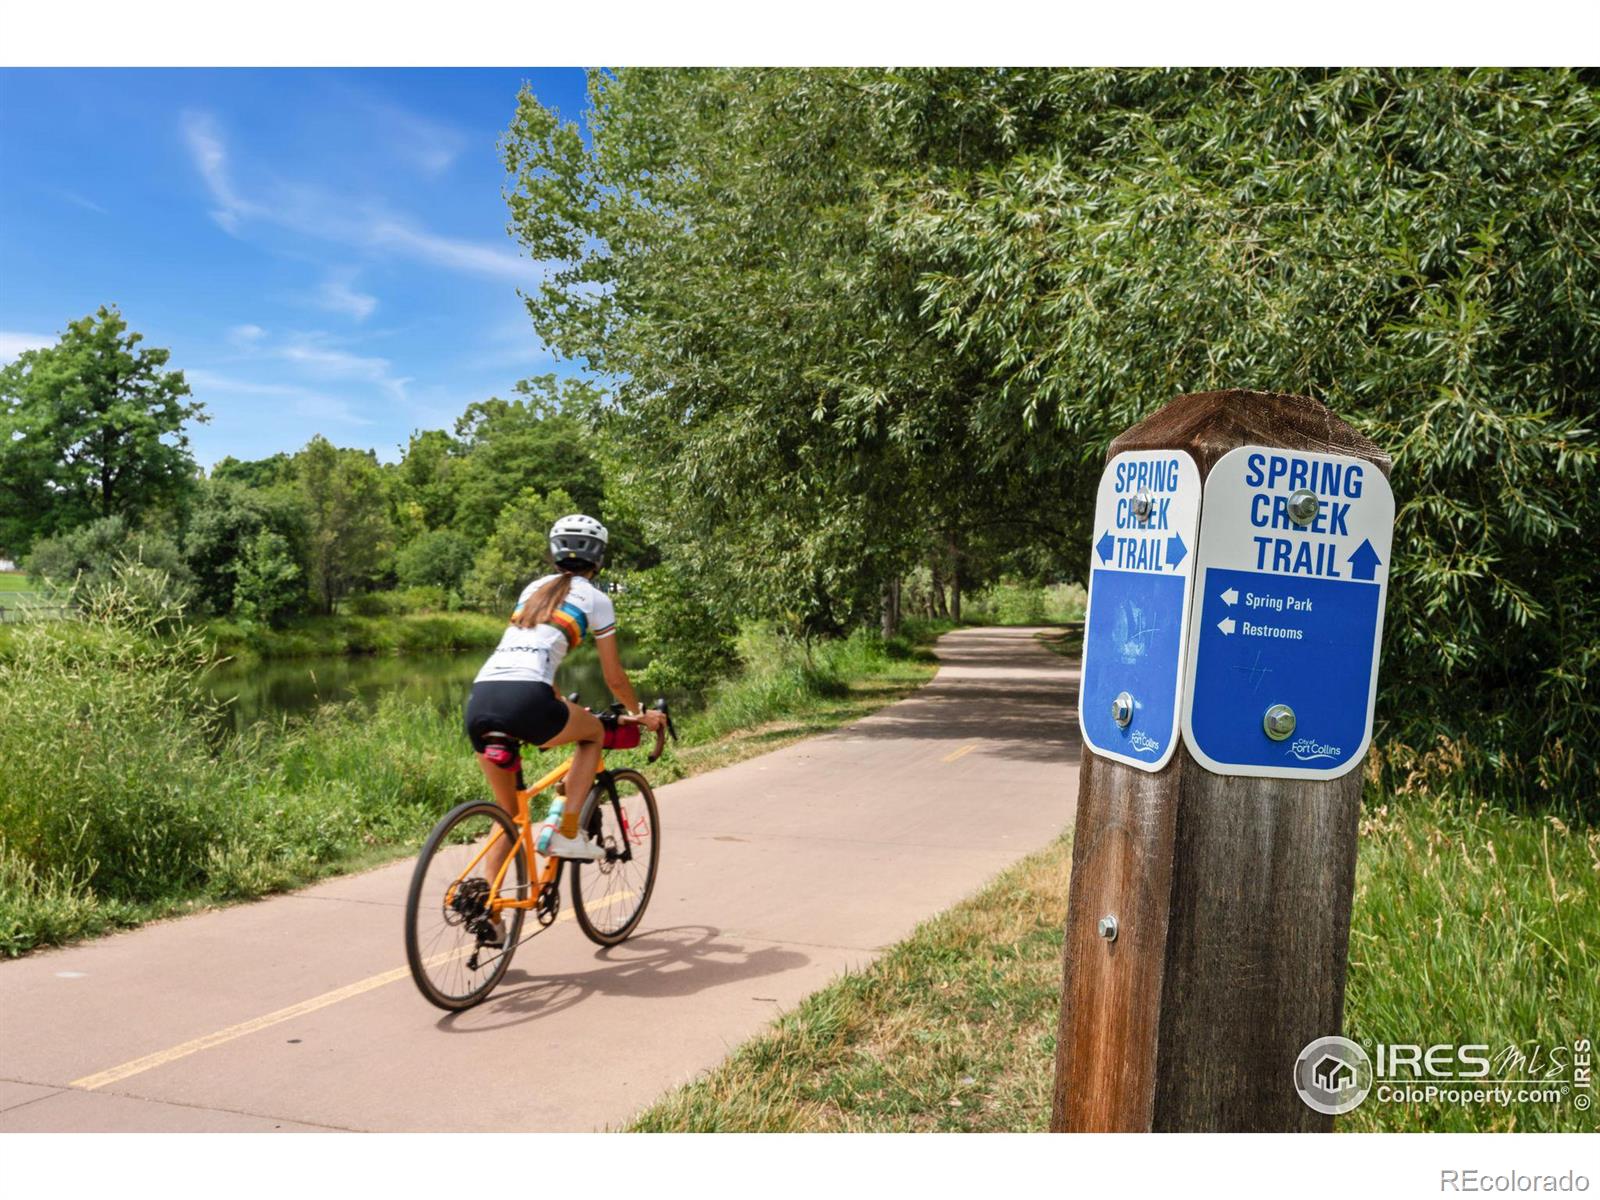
[1078,450,1202,771]
[1180,446,1395,779]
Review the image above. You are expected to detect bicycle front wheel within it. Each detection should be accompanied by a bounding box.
[571,769,660,946]
[404,801,529,1010]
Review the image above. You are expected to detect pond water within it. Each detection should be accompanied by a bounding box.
[206,634,647,729]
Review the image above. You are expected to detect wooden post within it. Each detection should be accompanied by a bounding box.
[1051,389,1392,1132]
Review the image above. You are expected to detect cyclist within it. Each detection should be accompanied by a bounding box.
[464,514,665,921]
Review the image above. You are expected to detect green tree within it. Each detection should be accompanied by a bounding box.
[880,68,1600,801]
[212,452,295,490]
[232,529,303,626]
[395,528,475,592]
[463,487,576,612]
[391,429,461,533]
[503,71,1075,638]
[182,477,307,615]
[505,68,1600,802]
[295,436,395,614]
[450,376,604,542]
[0,307,205,554]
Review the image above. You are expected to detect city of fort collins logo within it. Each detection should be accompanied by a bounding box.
[1293,1036,1373,1115]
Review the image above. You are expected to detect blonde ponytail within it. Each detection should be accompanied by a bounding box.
[512,569,584,629]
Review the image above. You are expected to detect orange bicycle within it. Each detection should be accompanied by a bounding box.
[404,698,676,1011]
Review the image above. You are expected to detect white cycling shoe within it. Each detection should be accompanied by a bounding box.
[537,826,606,862]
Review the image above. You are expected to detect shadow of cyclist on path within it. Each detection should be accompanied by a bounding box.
[434,924,808,1033]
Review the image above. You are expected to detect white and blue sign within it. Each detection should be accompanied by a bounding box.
[1078,450,1202,771]
[1180,446,1395,780]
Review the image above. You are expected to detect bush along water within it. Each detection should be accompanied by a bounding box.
[0,576,483,956]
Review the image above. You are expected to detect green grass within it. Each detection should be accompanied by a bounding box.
[0,604,946,957]
[630,836,1071,1132]
[630,798,1599,1133]
[0,572,33,592]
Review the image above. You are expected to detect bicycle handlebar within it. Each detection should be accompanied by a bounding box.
[573,695,678,764]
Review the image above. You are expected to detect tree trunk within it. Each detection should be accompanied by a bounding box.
[931,559,949,619]
[948,532,963,624]
[880,576,901,639]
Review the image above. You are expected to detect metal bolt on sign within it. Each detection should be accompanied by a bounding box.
[1288,488,1319,527]
[1263,703,1296,741]
[1098,915,1119,942]
[1132,490,1153,522]
[1112,691,1135,728]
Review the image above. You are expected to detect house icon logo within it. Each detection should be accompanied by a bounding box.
[1313,1054,1355,1092]
[1293,1036,1373,1116]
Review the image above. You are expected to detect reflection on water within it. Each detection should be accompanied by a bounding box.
[206,634,646,729]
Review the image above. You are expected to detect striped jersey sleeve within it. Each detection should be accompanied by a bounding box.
[589,586,617,640]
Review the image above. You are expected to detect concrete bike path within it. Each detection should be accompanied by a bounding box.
[0,626,1080,1132]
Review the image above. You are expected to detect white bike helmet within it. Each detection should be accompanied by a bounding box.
[549,513,608,569]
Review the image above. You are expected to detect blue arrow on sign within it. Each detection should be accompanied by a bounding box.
[1166,533,1187,569]
[1348,538,1382,581]
[1097,530,1115,564]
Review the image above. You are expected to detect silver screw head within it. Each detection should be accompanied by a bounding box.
[1098,915,1119,942]
[1263,703,1296,741]
[1288,488,1319,527]
[1112,691,1134,728]
[1132,490,1153,522]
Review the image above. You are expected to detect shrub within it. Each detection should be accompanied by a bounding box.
[395,529,476,592]
[28,515,193,606]
[344,591,400,617]
[232,529,303,626]
[625,561,739,696]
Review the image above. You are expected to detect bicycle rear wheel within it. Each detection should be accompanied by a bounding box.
[404,801,529,1010]
[571,769,660,946]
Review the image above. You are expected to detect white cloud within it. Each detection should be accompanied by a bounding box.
[185,369,373,427]
[228,323,268,346]
[181,110,536,284]
[366,218,535,283]
[60,190,108,215]
[182,111,259,233]
[313,271,378,321]
[363,98,467,176]
[279,338,409,400]
[0,331,55,362]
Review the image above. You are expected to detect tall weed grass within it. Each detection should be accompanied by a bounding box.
[0,588,482,955]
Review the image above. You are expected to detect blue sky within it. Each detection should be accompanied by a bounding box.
[0,68,593,467]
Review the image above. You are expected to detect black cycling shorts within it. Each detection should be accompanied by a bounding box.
[464,681,571,752]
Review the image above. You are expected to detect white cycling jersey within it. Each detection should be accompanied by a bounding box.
[473,574,617,686]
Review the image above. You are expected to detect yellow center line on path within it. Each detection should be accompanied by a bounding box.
[69,889,637,1092]
[941,743,978,764]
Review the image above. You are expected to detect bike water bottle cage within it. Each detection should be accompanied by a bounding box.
[479,736,521,772]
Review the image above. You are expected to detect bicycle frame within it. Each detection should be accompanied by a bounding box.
[441,751,613,917]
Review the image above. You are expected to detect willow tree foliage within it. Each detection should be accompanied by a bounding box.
[506,68,1598,803]
[504,69,1083,637]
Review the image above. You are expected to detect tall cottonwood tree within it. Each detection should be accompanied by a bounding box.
[0,306,204,555]
[295,436,394,614]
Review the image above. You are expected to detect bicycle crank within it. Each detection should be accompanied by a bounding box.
[536,881,561,927]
